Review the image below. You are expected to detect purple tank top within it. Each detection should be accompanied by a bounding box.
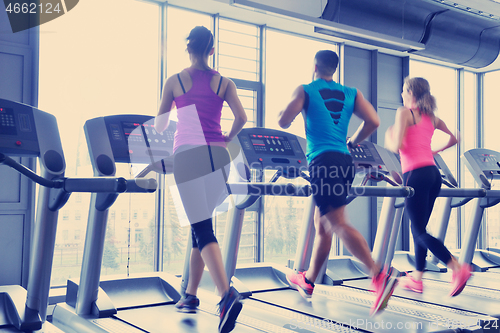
[173,68,224,152]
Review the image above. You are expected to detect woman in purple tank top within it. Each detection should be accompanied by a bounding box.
[154,26,247,333]
[385,77,471,297]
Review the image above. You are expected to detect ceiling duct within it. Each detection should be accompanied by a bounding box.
[232,0,424,51]
[231,0,500,68]
[319,0,500,68]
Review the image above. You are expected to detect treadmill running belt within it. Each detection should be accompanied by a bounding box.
[115,304,277,333]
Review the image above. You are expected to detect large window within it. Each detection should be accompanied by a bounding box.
[216,19,260,264]
[162,14,260,267]
[461,72,477,246]
[409,61,458,249]
[264,30,337,266]
[483,71,500,250]
[218,19,260,81]
[160,6,214,275]
[39,0,160,285]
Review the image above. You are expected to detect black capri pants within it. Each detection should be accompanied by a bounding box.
[173,144,231,252]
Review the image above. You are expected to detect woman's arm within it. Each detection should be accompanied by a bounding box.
[432,117,458,154]
[385,107,411,153]
[154,76,176,133]
[349,90,380,145]
[223,79,247,141]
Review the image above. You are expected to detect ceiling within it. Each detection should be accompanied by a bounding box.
[150,0,500,72]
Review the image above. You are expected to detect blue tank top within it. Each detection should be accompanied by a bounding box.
[302,79,357,163]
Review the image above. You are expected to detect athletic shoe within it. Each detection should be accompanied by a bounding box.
[286,271,314,299]
[370,267,399,316]
[400,275,423,293]
[175,294,199,313]
[449,264,472,297]
[218,287,243,333]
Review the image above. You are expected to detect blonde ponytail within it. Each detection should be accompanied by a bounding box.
[404,77,437,115]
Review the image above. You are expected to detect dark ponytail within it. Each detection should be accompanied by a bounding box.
[186,26,214,57]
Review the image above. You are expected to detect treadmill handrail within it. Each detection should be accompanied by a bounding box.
[124,178,157,193]
[485,189,500,198]
[1,152,55,188]
[228,182,309,197]
[438,188,486,198]
[349,186,414,198]
[63,178,127,193]
[1,152,130,193]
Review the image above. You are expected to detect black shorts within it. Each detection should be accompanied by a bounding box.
[309,151,355,216]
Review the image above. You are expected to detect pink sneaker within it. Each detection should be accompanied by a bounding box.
[400,275,423,293]
[449,264,472,297]
[286,271,314,300]
[370,267,399,316]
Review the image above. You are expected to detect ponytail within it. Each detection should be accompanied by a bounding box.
[416,92,436,115]
[404,77,436,115]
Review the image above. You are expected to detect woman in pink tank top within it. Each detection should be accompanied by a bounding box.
[385,77,471,296]
[154,26,247,333]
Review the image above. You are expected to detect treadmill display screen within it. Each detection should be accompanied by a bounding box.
[105,120,176,163]
[0,107,17,136]
[476,153,499,167]
[249,134,294,156]
[120,121,174,146]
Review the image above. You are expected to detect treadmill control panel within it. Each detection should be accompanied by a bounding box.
[349,142,386,172]
[350,143,377,162]
[464,148,500,188]
[237,128,306,170]
[0,107,17,135]
[349,141,403,184]
[0,99,39,156]
[245,134,294,156]
[101,115,176,164]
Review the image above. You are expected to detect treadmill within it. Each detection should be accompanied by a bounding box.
[396,153,500,290]
[343,152,500,332]
[461,148,500,272]
[0,99,134,332]
[219,133,489,333]
[51,115,289,333]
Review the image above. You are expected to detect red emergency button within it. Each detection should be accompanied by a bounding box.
[298,160,301,164]
[258,158,263,162]
[378,165,382,169]
[16,141,21,146]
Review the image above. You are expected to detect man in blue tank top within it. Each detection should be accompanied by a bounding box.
[278,50,398,316]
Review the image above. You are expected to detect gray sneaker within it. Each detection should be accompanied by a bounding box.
[175,294,199,313]
[218,287,242,333]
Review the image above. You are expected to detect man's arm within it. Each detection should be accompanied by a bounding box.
[349,90,380,145]
[278,85,305,129]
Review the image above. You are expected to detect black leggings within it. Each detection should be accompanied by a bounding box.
[404,165,452,271]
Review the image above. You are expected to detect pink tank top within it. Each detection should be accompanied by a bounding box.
[399,112,436,174]
[173,68,225,152]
